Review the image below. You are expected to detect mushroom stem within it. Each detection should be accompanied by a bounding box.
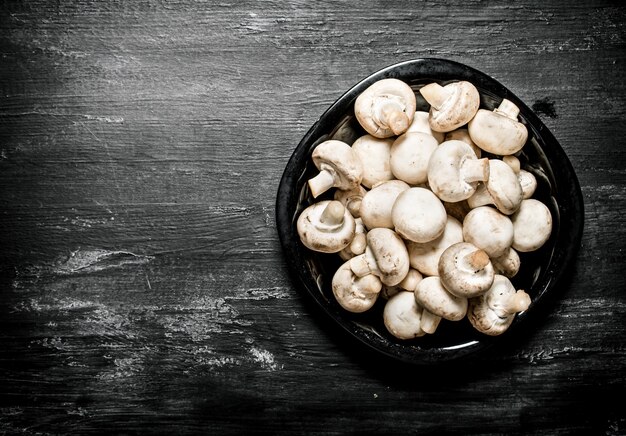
[420,309,441,334]
[419,83,450,110]
[319,200,345,226]
[498,290,531,316]
[465,249,490,271]
[349,251,376,278]
[494,99,520,120]
[376,99,409,135]
[461,157,490,183]
[308,169,335,198]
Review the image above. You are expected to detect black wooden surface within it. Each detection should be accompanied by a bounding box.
[1,1,625,434]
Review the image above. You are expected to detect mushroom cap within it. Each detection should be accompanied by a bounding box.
[467,275,531,336]
[392,187,447,243]
[427,140,490,203]
[445,128,481,158]
[468,100,528,155]
[390,132,439,185]
[438,242,495,298]
[420,81,480,132]
[359,180,410,230]
[414,276,468,321]
[350,228,410,286]
[351,134,394,189]
[518,169,538,199]
[297,200,356,253]
[468,159,524,215]
[492,246,521,278]
[405,111,445,143]
[332,260,382,313]
[334,184,367,218]
[511,199,553,252]
[463,206,514,258]
[383,291,425,340]
[309,140,363,197]
[354,78,417,138]
[407,215,463,277]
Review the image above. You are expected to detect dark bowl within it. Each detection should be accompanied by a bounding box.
[275,58,584,365]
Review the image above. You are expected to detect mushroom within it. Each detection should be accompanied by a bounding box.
[510,199,553,252]
[390,131,439,185]
[414,276,468,322]
[427,140,490,203]
[518,169,538,199]
[383,291,425,340]
[391,187,447,243]
[462,206,514,258]
[438,242,495,298]
[407,215,463,277]
[338,218,367,260]
[334,184,367,218]
[467,159,524,215]
[308,140,363,198]
[419,81,480,132]
[381,268,423,301]
[349,228,410,286]
[501,156,538,199]
[297,200,356,253]
[387,269,441,334]
[405,111,445,143]
[444,127,481,158]
[332,260,383,313]
[468,98,528,156]
[491,246,521,278]
[467,275,531,336]
[359,180,410,230]
[354,78,417,138]
[350,134,395,189]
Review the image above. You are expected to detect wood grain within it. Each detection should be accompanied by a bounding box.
[1,0,625,434]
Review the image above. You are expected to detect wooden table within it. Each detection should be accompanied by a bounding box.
[1,1,625,434]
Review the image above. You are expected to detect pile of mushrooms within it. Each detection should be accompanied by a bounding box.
[296,78,553,339]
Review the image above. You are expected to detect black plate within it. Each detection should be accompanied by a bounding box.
[275,58,584,365]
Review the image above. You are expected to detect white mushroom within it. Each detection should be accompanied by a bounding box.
[391,187,447,243]
[354,78,417,138]
[518,169,538,199]
[444,127,481,158]
[297,200,356,253]
[414,276,468,322]
[338,218,367,261]
[381,268,423,301]
[462,206,514,258]
[350,134,395,189]
[405,111,445,143]
[427,140,490,203]
[359,180,410,230]
[332,260,383,313]
[308,140,363,198]
[419,81,480,132]
[349,228,410,286]
[390,131,439,185]
[467,275,531,336]
[383,291,425,340]
[407,215,463,277]
[468,98,528,156]
[491,246,521,278]
[467,159,523,215]
[438,242,495,298]
[390,269,441,334]
[510,199,553,252]
[334,184,367,218]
